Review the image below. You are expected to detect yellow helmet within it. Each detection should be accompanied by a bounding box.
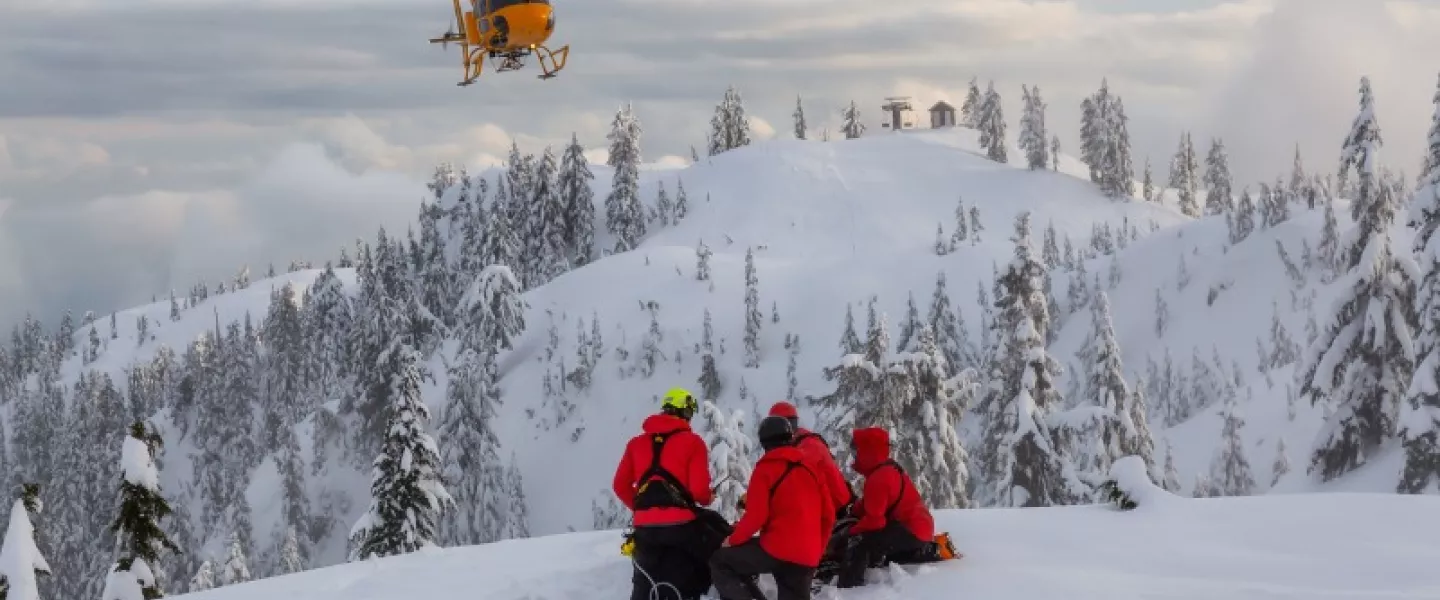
[661,387,698,419]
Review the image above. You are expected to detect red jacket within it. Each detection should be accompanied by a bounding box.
[794,428,854,511]
[613,414,714,526]
[848,427,934,540]
[726,446,835,567]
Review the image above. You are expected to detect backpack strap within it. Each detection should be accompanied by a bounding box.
[634,432,698,510]
[767,459,822,504]
[878,461,912,519]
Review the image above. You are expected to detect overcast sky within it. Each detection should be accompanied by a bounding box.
[2,0,1438,331]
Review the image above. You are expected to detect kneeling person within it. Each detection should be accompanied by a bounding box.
[711,416,835,600]
[837,427,954,588]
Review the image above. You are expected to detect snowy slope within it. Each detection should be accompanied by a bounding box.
[173,492,1440,600]
[47,125,1422,580]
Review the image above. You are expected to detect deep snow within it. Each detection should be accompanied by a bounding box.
[171,492,1440,599]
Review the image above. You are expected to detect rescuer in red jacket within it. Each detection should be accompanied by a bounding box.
[710,416,835,600]
[836,426,953,589]
[613,388,726,600]
[767,401,855,518]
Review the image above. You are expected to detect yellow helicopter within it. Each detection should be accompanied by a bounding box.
[428,0,570,86]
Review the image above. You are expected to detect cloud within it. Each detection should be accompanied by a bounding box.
[0,143,426,329]
[8,0,1435,329]
[1206,0,1438,185]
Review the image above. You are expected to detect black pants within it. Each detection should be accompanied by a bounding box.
[630,519,721,600]
[710,540,815,600]
[835,522,937,588]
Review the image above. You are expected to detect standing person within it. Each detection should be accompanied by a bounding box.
[836,427,956,589]
[710,416,835,600]
[767,401,854,517]
[613,388,724,600]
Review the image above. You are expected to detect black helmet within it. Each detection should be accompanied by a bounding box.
[757,415,795,451]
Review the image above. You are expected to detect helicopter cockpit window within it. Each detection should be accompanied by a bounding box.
[488,0,550,10]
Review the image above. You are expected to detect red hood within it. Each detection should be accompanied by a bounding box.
[643,413,692,435]
[850,427,890,475]
[759,445,806,465]
[768,401,798,419]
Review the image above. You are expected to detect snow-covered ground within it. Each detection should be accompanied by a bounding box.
[46,124,1423,578]
[173,490,1440,600]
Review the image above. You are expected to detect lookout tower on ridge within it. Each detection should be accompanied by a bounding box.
[880,97,916,130]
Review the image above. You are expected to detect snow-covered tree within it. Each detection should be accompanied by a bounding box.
[605,104,646,253]
[978,212,1082,507]
[793,95,807,140]
[218,533,250,586]
[700,402,753,522]
[1019,85,1049,170]
[1204,138,1234,215]
[558,133,596,267]
[1299,76,1417,482]
[1208,394,1255,496]
[1271,437,1291,488]
[977,82,1007,163]
[1170,132,1201,217]
[0,485,50,600]
[278,527,304,575]
[708,86,752,155]
[188,563,213,594]
[1231,188,1256,244]
[351,346,454,560]
[742,247,762,368]
[105,422,179,600]
[1142,159,1155,202]
[439,344,505,546]
[841,101,865,139]
[695,240,712,281]
[961,78,982,127]
[1161,441,1181,492]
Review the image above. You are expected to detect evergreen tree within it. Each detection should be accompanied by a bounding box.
[558,134,597,267]
[1161,441,1181,492]
[1300,77,1417,482]
[351,346,453,560]
[0,484,50,600]
[1204,138,1235,215]
[1400,186,1440,493]
[961,78,982,127]
[104,422,178,600]
[674,179,689,222]
[1142,159,1155,202]
[950,197,969,247]
[793,95,807,140]
[695,240,712,281]
[700,402,753,522]
[743,247,762,368]
[1271,437,1291,488]
[1409,73,1440,254]
[187,563,213,594]
[1231,188,1256,244]
[978,212,1081,507]
[708,86,752,155]
[1170,132,1201,217]
[838,304,862,356]
[841,101,865,139]
[1099,96,1135,198]
[218,534,250,586]
[605,104,646,252]
[1019,85,1049,170]
[977,82,1008,163]
[1208,394,1256,496]
[278,528,304,575]
[438,342,506,546]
